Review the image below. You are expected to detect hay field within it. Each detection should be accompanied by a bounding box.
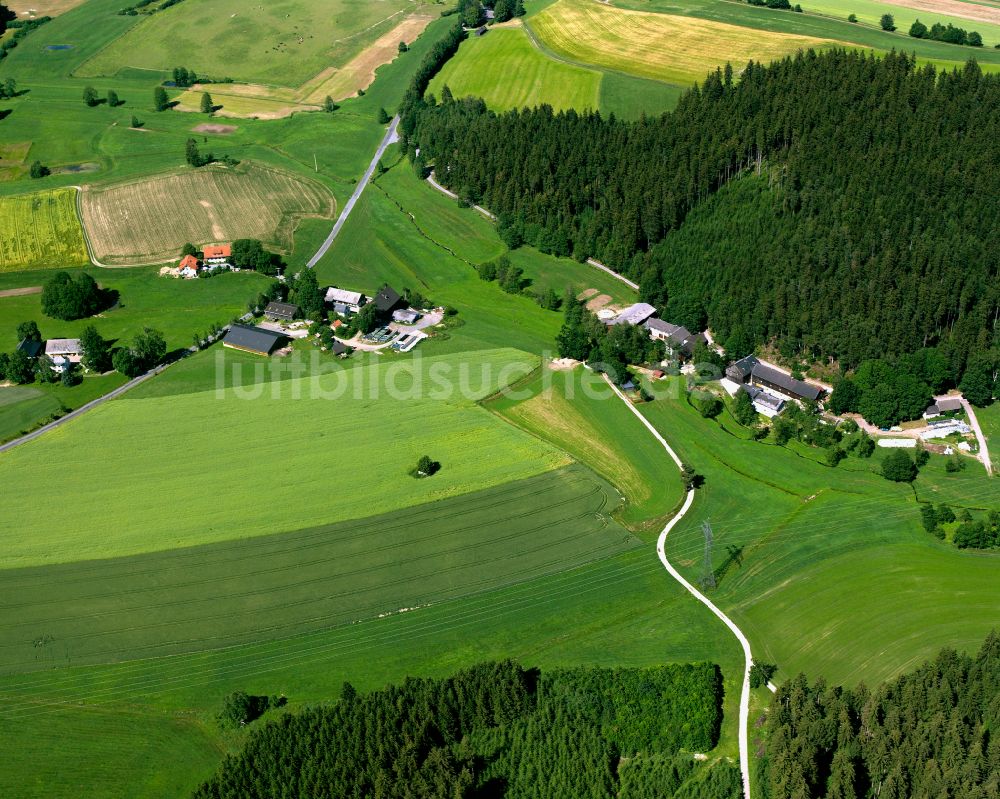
[79,163,334,265]
[429,27,601,112]
[530,0,840,86]
[75,0,423,87]
[0,188,90,271]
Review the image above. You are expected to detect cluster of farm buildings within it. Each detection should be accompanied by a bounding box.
[15,337,84,373]
[606,301,968,430]
[222,282,428,356]
[161,244,233,279]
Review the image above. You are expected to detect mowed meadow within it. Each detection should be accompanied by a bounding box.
[0,189,90,270]
[79,163,335,264]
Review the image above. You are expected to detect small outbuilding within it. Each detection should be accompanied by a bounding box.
[607,302,657,327]
[222,324,287,356]
[264,301,300,322]
[392,309,420,325]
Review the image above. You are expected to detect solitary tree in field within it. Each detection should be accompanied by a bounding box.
[0,77,16,99]
[200,91,213,114]
[377,107,390,124]
[323,95,338,113]
[29,160,49,178]
[83,86,99,107]
[847,13,857,23]
[107,89,120,107]
[909,19,928,38]
[398,40,408,53]
[154,86,170,111]
[880,13,895,31]
[414,455,440,477]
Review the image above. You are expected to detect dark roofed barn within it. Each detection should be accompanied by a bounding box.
[750,363,823,402]
[373,285,402,313]
[222,324,287,356]
[16,339,43,359]
[264,301,300,322]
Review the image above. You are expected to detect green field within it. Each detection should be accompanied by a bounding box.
[976,403,1000,472]
[75,0,422,87]
[430,27,601,112]
[0,188,89,271]
[801,0,1000,46]
[637,379,1000,687]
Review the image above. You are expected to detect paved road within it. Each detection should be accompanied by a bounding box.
[961,397,994,476]
[0,362,173,455]
[603,375,753,799]
[585,258,639,291]
[307,116,400,268]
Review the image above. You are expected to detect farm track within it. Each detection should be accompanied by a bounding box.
[602,373,753,799]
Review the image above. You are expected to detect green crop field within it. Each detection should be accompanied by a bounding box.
[75,0,425,87]
[0,189,90,271]
[430,27,601,112]
[800,0,1000,46]
[636,379,1000,687]
[0,348,572,568]
[79,163,334,265]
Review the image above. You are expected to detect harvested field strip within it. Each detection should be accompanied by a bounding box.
[0,189,90,271]
[78,163,334,265]
[530,0,841,86]
[0,465,633,670]
[0,348,570,567]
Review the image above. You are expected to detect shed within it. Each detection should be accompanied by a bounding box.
[222,324,286,356]
[264,301,300,322]
[330,339,350,356]
[392,309,420,325]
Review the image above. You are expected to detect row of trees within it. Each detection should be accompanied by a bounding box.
[758,632,1000,798]
[195,660,731,799]
[82,86,123,107]
[909,18,983,47]
[0,12,50,62]
[402,50,999,375]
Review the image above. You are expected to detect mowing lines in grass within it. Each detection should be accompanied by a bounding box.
[79,163,334,265]
[0,189,89,271]
[0,466,633,671]
[530,0,841,86]
[429,27,601,113]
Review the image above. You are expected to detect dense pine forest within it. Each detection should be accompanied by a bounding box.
[758,632,1000,798]
[194,661,738,799]
[402,49,999,373]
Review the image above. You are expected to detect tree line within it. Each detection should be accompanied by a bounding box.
[758,631,1000,798]
[194,660,735,798]
[401,50,999,382]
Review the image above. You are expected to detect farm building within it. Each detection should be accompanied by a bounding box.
[475,25,487,36]
[392,309,420,325]
[923,397,963,419]
[44,338,82,373]
[264,301,300,322]
[203,243,231,265]
[325,287,364,312]
[178,254,200,277]
[607,302,656,327]
[222,324,286,356]
[644,319,706,358]
[727,355,824,402]
[330,339,350,356]
[743,385,785,417]
[16,339,43,359]
[373,285,403,313]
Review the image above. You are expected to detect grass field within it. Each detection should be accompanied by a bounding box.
[74,0,425,87]
[0,465,635,670]
[802,0,1000,45]
[489,367,685,529]
[430,26,601,112]
[530,0,842,86]
[974,402,1000,472]
[0,348,571,568]
[79,162,334,264]
[637,379,1000,687]
[0,373,127,444]
[0,188,90,271]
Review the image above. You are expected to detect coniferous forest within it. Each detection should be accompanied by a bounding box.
[758,632,1000,799]
[193,661,737,799]
[402,49,999,373]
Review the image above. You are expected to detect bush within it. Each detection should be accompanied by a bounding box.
[880,13,895,31]
[29,160,50,179]
[881,449,917,482]
[413,454,440,477]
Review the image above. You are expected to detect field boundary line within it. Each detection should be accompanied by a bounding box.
[422,172,638,292]
[601,373,753,799]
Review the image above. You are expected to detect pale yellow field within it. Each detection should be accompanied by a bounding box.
[79,163,334,265]
[171,13,434,120]
[883,0,1000,25]
[530,0,842,86]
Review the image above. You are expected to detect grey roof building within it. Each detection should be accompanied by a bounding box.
[727,355,823,402]
[373,285,402,313]
[608,302,657,327]
[645,319,706,357]
[16,339,43,359]
[222,324,287,356]
[264,301,300,322]
[924,397,963,418]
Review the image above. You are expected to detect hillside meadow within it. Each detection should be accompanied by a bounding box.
[637,378,1000,687]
